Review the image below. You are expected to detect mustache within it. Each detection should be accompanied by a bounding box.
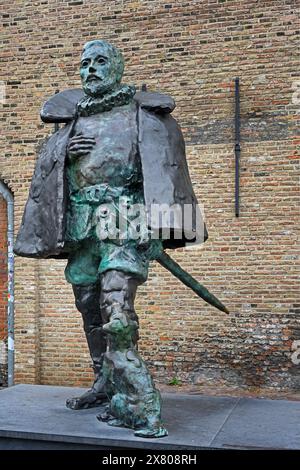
[86,74,102,82]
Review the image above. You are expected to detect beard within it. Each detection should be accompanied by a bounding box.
[83,78,118,98]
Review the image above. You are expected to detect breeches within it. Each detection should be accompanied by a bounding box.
[65,238,151,286]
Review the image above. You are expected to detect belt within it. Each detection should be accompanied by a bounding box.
[69,184,126,205]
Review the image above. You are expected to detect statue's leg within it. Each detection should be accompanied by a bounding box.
[66,283,108,410]
[95,240,168,436]
[99,269,141,345]
[95,269,140,423]
[65,241,108,410]
[99,269,168,437]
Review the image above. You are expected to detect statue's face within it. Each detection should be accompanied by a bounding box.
[80,44,122,97]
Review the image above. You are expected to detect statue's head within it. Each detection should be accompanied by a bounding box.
[80,40,124,97]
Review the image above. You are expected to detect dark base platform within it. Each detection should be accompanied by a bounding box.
[0,385,299,450]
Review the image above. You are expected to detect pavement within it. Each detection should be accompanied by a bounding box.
[0,384,299,449]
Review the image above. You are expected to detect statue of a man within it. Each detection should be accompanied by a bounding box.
[14,40,208,411]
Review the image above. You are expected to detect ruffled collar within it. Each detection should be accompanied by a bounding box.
[76,84,136,116]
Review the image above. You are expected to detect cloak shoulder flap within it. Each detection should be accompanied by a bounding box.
[40,89,84,123]
[40,88,176,123]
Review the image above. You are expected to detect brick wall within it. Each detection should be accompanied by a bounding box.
[0,0,299,393]
[0,196,8,385]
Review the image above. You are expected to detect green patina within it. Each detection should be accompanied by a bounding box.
[63,39,168,436]
[99,308,168,438]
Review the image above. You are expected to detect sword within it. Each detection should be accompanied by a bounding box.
[156,251,229,314]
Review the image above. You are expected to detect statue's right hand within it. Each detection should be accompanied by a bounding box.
[67,133,96,159]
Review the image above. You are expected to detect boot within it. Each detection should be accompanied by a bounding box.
[100,270,141,346]
[66,283,108,410]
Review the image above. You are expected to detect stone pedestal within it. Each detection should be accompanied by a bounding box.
[0,384,299,450]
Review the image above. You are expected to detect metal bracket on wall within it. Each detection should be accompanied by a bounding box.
[54,89,60,133]
[234,77,240,217]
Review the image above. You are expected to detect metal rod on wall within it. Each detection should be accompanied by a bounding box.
[234,77,240,217]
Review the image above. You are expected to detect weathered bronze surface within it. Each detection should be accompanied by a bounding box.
[14,39,227,437]
[98,307,167,437]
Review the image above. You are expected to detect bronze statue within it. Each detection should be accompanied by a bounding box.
[14,40,227,437]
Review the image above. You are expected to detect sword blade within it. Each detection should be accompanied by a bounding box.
[157,252,229,314]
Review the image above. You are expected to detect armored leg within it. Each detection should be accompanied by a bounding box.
[97,269,168,438]
[66,283,108,410]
